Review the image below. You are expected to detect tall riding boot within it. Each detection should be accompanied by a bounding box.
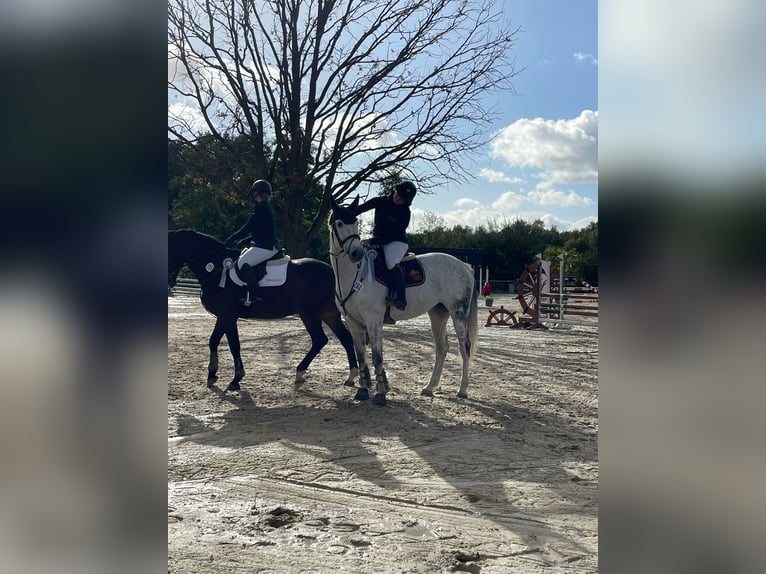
[388,266,407,310]
[238,264,262,305]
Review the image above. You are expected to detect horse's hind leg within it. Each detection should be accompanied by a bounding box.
[295,313,329,384]
[451,310,472,399]
[422,306,450,397]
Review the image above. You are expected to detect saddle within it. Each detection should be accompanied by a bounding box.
[368,239,426,287]
[371,249,426,288]
[364,242,425,325]
[227,249,291,288]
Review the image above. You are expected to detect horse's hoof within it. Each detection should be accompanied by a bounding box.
[207,376,217,387]
[354,388,370,401]
[372,393,386,406]
[420,389,434,397]
[457,391,468,399]
[344,378,356,387]
[226,381,241,392]
[295,370,307,385]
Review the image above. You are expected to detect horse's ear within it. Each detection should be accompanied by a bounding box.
[351,195,360,211]
[329,193,339,212]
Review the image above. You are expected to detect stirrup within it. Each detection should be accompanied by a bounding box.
[242,292,261,306]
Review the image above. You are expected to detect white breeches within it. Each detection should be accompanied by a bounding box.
[237,245,279,269]
[383,241,408,270]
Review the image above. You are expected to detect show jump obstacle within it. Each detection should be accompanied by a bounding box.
[486,254,598,328]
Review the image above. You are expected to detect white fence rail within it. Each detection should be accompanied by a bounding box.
[169,278,201,297]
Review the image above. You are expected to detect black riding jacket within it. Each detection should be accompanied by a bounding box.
[227,201,279,250]
[354,195,410,244]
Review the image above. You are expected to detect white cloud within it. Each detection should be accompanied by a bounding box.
[412,191,595,232]
[526,187,593,208]
[478,167,524,184]
[455,198,482,209]
[570,214,598,229]
[315,112,401,153]
[491,191,525,211]
[168,102,208,135]
[527,211,596,231]
[574,52,598,65]
[490,110,598,185]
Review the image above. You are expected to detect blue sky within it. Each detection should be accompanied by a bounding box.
[413,0,598,232]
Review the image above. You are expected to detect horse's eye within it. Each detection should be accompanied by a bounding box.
[336,221,343,228]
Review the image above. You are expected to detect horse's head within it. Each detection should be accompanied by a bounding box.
[329,195,365,263]
[168,231,185,287]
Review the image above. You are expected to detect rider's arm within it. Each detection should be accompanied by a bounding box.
[226,217,252,247]
[353,197,382,215]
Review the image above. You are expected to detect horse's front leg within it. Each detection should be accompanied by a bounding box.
[347,318,371,400]
[224,321,245,392]
[367,324,388,406]
[207,319,227,386]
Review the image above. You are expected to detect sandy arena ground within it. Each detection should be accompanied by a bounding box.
[168,293,598,573]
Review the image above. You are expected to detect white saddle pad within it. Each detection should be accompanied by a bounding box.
[229,256,290,288]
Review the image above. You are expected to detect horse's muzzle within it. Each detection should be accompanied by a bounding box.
[349,245,365,263]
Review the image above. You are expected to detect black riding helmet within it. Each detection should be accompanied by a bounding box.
[251,179,272,199]
[395,181,417,204]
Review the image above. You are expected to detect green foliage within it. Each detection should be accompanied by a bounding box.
[169,135,331,257]
[409,218,598,283]
[168,136,262,240]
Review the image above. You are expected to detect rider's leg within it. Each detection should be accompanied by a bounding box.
[382,241,408,310]
[237,246,276,305]
[388,265,406,310]
[238,263,262,304]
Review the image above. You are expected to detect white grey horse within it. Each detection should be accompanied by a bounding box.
[328,196,478,406]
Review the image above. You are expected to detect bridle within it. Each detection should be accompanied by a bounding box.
[328,212,364,314]
[329,215,361,258]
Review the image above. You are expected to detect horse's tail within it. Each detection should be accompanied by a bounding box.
[467,283,479,362]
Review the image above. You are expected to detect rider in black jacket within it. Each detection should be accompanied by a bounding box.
[227,179,280,305]
[353,181,417,310]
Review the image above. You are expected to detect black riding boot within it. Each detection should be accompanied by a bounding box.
[388,266,407,310]
[238,264,262,305]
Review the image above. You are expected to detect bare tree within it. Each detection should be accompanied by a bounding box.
[168,0,520,255]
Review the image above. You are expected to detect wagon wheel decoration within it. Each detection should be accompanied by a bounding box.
[518,261,560,321]
[516,262,539,322]
[485,305,517,327]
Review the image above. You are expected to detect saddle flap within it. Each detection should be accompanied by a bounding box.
[228,256,290,288]
[266,255,290,266]
[373,256,425,287]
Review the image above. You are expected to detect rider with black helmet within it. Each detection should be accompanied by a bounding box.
[226,179,280,305]
[353,180,417,310]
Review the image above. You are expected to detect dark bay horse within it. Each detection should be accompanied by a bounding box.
[168,229,358,391]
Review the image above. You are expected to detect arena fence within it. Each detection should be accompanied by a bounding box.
[169,278,201,297]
